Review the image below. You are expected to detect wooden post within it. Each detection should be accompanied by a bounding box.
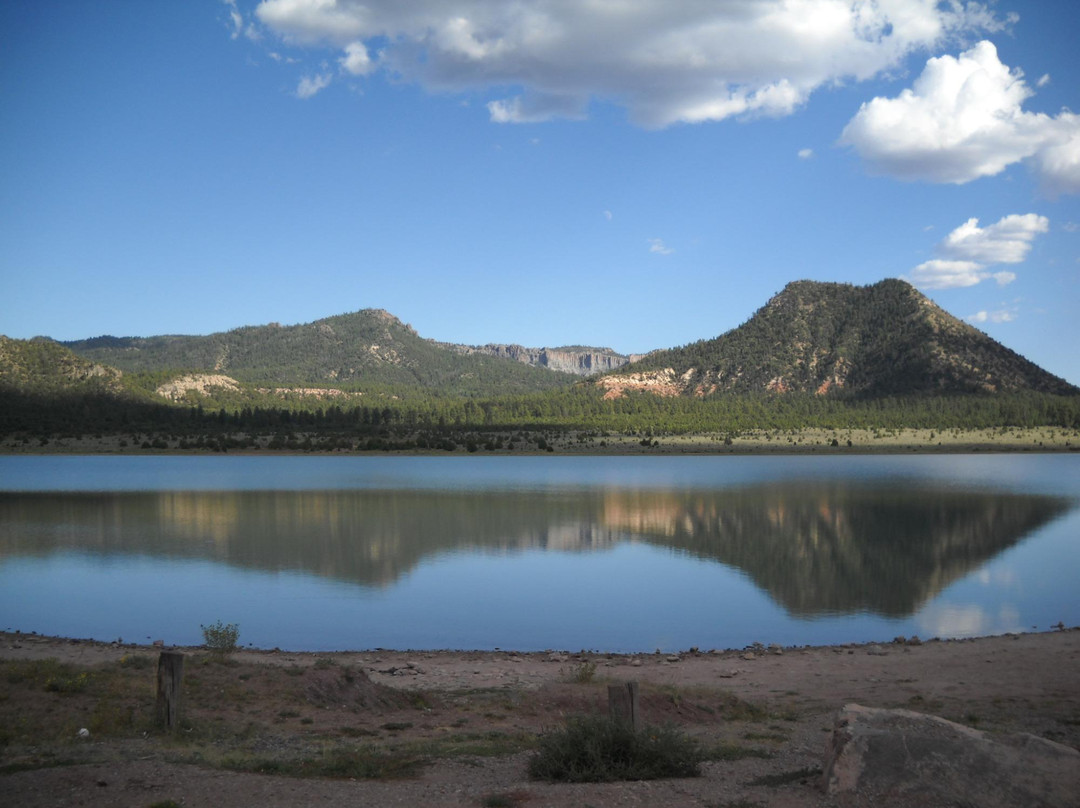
[608,681,640,732]
[156,651,184,732]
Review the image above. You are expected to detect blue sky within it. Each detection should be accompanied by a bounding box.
[2,1,1078,384]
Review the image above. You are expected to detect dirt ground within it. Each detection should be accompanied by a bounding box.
[1,629,1078,807]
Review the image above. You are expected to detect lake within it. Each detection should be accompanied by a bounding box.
[1,454,1077,652]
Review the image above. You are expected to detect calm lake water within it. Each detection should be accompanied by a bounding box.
[1,455,1077,652]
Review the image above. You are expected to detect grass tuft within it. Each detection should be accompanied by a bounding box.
[528,713,703,783]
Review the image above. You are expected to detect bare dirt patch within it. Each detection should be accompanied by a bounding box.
[2,630,1078,807]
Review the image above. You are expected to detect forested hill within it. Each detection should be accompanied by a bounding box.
[61,309,576,396]
[0,336,125,396]
[597,279,1078,399]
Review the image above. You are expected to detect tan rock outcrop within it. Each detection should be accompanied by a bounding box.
[155,374,241,402]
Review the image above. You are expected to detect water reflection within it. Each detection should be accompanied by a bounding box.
[0,483,1069,619]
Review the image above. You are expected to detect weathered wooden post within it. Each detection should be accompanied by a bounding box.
[608,681,640,732]
[156,651,184,731]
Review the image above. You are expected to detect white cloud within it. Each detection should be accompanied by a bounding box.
[939,214,1049,265]
[223,0,260,42]
[648,238,673,255]
[339,41,373,75]
[603,210,613,222]
[907,213,1048,290]
[841,41,1080,195]
[968,309,1017,323]
[909,259,986,289]
[1037,73,1051,88]
[251,0,1008,126]
[487,94,587,124]
[798,148,814,160]
[296,72,332,99]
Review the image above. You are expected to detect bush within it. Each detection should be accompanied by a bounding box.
[201,620,240,653]
[528,714,703,783]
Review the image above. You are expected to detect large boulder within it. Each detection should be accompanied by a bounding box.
[823,704,1080,807]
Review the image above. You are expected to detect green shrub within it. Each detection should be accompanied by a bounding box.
[565,660,597,684]
[528,714,703,782]
[200,620,240,653]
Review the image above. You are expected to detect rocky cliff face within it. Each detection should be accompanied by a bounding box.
[435,342,631,376]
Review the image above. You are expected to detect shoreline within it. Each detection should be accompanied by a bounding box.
[3,625,1077,665]
[3,425,1079,456]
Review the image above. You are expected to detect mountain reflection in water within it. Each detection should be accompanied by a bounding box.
[0,483,1069,619]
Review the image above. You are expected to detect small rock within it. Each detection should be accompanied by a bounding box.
[741,652,756,661]
[630,658,642,667]
[666,655,681,663]
[717,669,739,679]
[152,639,164,647]
[866,646,889,656]
[77,728,90,739]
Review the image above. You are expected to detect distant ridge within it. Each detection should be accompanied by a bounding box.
[61,309,576,396]
[596,279,1078,399]
[20,278,1076,404]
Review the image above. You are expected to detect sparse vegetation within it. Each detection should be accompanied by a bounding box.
[528,713,704,782]
[201,621,240,654]
[565,659,597,683]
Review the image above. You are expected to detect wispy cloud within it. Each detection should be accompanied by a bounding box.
[648,238,673,256]
[296,73,332,99]
[222,0,259,42]
[967,309,1017,324]
[797,148,814,160]
[841,41,1080,196]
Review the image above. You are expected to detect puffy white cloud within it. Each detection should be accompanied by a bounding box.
[648,238,673,255]
[909,259,987,289]
[339,41,373,75]
[296,72,332,98]
[798,148,815,160]
[939,214,1049,264]
[1032,114,1080,198]
[841,41,1080,194]
[907,213,1048,290]
[251,0,1007,126]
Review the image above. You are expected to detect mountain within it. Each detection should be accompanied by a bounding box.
[433,342,631,376]
[596,279,1078,399]
[61,309,577,396]
[0,336,124,396]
